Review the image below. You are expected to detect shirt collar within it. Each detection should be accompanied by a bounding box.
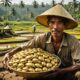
[61,34,68,46]
[46,35,52,43]
[46,33,68,46]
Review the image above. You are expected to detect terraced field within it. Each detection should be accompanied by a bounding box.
[0,21,80,80]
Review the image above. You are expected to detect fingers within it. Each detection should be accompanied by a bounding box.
[44,72,57,78]
[3,54,9,69]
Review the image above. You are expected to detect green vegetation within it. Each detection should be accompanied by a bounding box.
[0,21,49,32]
[0,0,80,21]
[0,21,80,33]
[0,21,80,42]
[75,35,80,40]
[0,21,80,32]
[0,21,80,52]
[0,37,27,43]
[0,38,17,43]
[65,31,80,35]
[0,0,80,52]
[0,47,15,51]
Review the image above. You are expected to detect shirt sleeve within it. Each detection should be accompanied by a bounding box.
[20,33,46,50]
[71,37,80,65]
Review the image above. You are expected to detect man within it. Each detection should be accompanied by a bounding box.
[4,4,80,80]
[32,25,36,33]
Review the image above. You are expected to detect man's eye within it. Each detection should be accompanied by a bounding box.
[50,21,54,24]
[58,21,63,23]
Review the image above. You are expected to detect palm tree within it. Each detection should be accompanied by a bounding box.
[73,0,77,13]
[30,12,34,18]
[19,0,25,8]
[52,0,55,6]
[0,0,11,6]
[26,7,30,20]
[0,0,12,20]
[19,0,25,20]
[10,7,17,20]
[32,0,38,8]
[41,2,45,7]
[11,7,16,16]
[3,0,12,7]
[78,2,80,12]
[60,0,64,5]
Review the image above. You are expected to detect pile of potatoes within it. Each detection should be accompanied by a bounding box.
[8,48,60,72]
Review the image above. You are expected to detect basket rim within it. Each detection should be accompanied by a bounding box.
[7,48,61,74]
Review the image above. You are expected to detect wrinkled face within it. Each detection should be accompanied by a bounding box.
[48,17,65,37]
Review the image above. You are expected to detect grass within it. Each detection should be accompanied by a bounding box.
[0,21,80,51]
[0,21,80,32]
[0,21,80,39]
[64,30,80,35]
[0,38,18,43]
[0,37,27,43]
[74,35,80,40]
[0,47,15,51]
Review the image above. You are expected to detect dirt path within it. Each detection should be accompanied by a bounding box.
[0,56,26,80]
[0,32,80,80]
[0,32,44,80]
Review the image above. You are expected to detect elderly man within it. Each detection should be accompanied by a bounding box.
[4,4,80,80]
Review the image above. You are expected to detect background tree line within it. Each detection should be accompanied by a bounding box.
[0,0,80,21]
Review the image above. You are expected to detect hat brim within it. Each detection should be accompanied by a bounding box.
[36,15,78,29]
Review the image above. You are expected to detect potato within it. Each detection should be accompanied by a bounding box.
[51,61,55,65]
[54,59,59,63]
[38,56,44,61]
[43,55,49,58]
[9,61,13,66]
[25,62,35,68]
[42,67,48,71]
[46,63,52,68]
[37,52,43,56]
[22,70,26,72]
[12,63,17,67]
[9,48,61,72]
[17,68,21,71]
[41,62,46,66]
[22,67,28,71]
[35,63,42,68]
[35,68,42,72]
[32,58,38,63]
[25,55,33,60]
[44,59,50,63]
[20,59,25,62]
[28,68,35,72]
[27,60,32,63]
[18,63,24,68]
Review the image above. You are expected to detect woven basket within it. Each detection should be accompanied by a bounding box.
[7,48,61,79]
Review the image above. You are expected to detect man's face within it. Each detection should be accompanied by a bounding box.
[48,17,65,37]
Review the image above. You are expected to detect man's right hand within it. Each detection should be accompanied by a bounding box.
[3,47,22,69]
[3,53,9,69]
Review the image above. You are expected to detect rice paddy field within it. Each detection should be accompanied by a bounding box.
[0,21,80,51]
[0,21,80,80]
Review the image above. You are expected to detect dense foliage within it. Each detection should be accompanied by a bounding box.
[0,0,80,21]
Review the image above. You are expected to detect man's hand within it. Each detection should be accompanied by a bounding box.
[3,47,22,69]
[3,53,9,69]
[65,65,80,72]
[43,68,65,79]
[43,64,80,79]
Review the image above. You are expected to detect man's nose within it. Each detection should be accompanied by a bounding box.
[52,23,58,29]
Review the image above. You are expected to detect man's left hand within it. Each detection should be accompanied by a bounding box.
[43,68,65,79]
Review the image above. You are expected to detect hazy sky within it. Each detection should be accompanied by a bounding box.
[11,0,80,4]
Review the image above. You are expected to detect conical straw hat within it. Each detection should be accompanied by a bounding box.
[4,25,12,30]
[36,4,78,29]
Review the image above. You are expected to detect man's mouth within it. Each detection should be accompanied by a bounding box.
[51,29,60,33]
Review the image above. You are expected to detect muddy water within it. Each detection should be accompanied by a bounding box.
[0,33,44,49]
